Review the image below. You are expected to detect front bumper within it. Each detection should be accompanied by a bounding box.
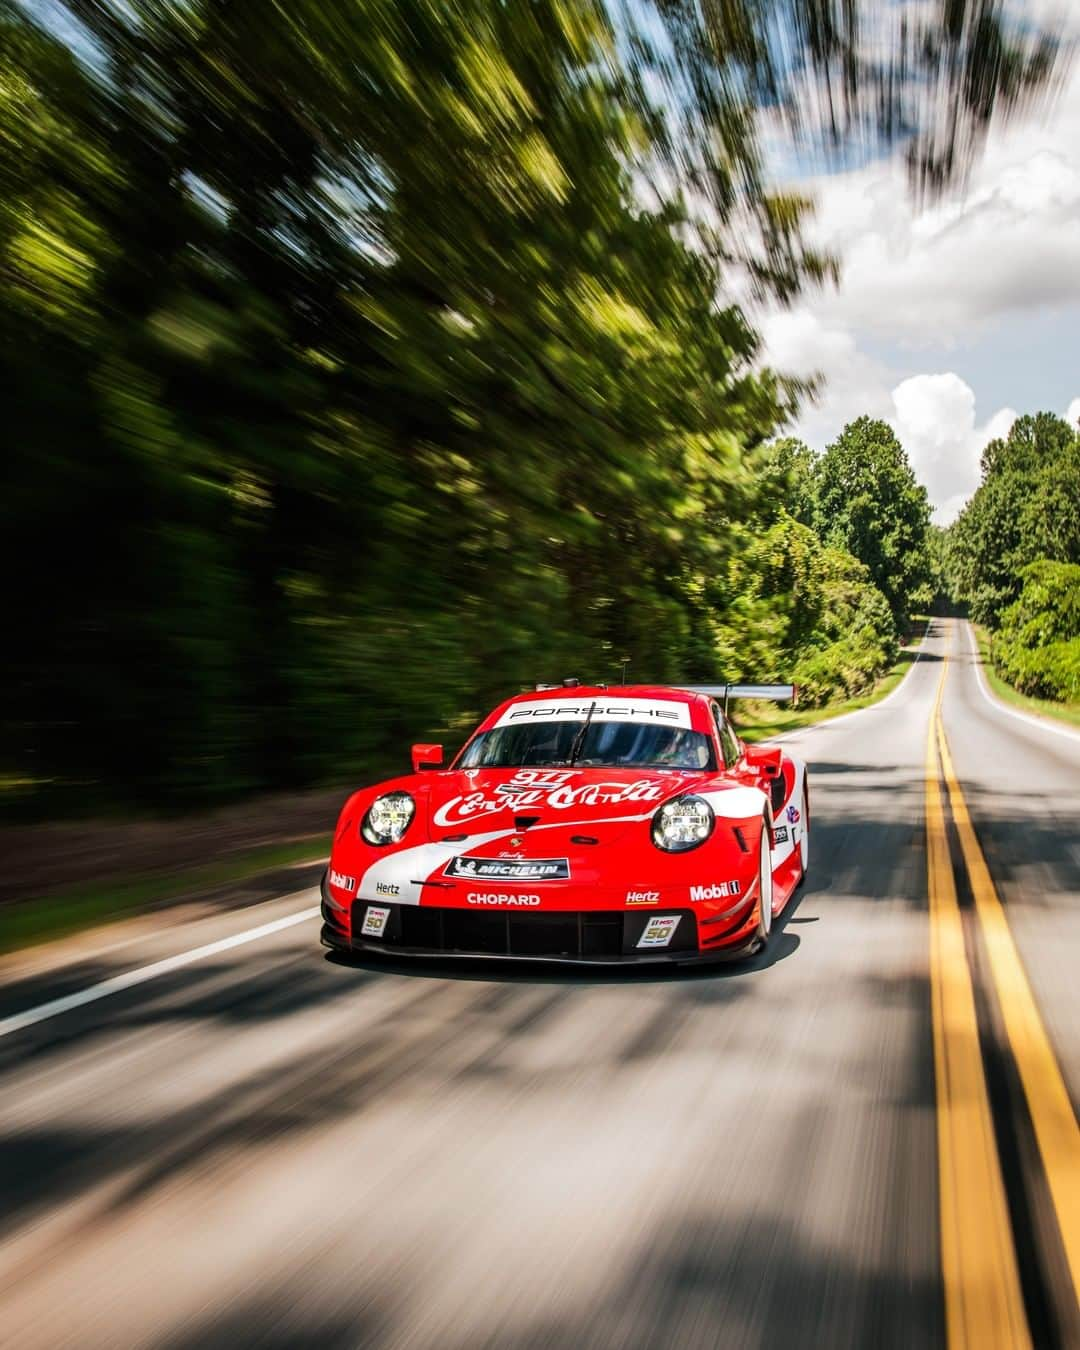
[321,900,758,965]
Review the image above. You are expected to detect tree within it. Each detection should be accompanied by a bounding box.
[992,561,1080,703]
[919,524,954,613]
[766,437,817,526]
[792,547,898,706]
[648,0,1066,202]
[0,0,1068,812]
[0,0,803,808]
[950,413,1080,625]
[812,418,930,625]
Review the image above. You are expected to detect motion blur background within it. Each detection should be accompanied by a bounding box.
[1,0,1075,830]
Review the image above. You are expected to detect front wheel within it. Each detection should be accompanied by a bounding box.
[754,816,774,948]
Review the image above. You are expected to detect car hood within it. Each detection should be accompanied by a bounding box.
[342,766,769,908]
[416,766,701,842]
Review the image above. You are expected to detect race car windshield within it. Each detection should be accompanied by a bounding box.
[459,719,716,770]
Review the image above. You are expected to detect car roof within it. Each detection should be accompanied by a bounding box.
[509,684,704,704]
[472,684,717,738]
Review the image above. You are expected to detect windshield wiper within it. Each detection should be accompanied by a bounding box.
[567,700,597,767]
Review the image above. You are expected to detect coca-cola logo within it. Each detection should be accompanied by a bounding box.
[432,775,665,828]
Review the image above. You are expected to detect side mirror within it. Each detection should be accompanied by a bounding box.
[412,743,444,773]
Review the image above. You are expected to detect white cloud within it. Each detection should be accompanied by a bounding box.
[760,308,894,446]
[1066,397,1080,429]
[889,374,1016,524]
[760,315,1023,520]
[804,133,1080,344]
[759,335,1019,521]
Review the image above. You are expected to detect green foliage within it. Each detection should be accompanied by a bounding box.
[702,509,897,708]
[805,418,930,626]
[991,561,1080,703]
[992,638,1080,706]
[950,414,1080,626]
[948,415,1080,707]
[790,548,898,707]
[915,524,952,613]
[4,0,1032,812]
[0,0,801,809]
[765,437,817,526]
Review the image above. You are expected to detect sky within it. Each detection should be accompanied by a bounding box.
[761,23,1080,524]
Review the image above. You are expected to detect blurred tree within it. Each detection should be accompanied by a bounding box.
[648,0,1068,200]
[0,0,799,806]
[0,0,1069,811]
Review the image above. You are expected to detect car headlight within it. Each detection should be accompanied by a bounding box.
[651,794,714,852]
[361,792,415,845]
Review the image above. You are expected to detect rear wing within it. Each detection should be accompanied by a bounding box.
[679,684,798,712]
[528,681,798,708]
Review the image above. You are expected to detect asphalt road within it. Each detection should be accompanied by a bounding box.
[0,618,1077,1349]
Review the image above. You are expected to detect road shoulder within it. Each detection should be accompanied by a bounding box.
[971,623,1080,739]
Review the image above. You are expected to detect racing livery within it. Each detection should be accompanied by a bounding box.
[320,682,809,964]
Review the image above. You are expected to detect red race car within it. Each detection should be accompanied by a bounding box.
[320,681,808,965]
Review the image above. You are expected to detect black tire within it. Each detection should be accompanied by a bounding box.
[754,815,774,949]
[794,783,810,888]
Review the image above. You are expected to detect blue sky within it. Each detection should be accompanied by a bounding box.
[857,306,1080,422]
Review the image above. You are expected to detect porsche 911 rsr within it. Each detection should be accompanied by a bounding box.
[320,682,808,965]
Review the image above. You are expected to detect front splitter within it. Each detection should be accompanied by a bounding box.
[320,923,756,967]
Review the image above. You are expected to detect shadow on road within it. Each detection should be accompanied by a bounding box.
[0,891,813,1243]
[145,1204,943,1350]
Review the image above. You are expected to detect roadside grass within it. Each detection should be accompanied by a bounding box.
[736,617,929,744]
[972,624,1080,731]
[1,835,330,956]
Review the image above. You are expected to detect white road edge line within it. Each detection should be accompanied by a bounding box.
[772,618,931,744]
[964,620,1080,748]
[0,904,321,1040]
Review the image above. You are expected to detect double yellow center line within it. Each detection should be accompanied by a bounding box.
[927,643,1080,1347]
